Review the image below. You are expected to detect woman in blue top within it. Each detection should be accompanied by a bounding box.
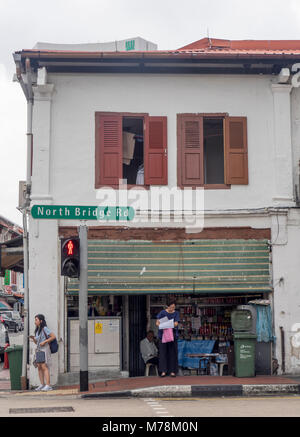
[29,314,56,391]
[156,300,180,377]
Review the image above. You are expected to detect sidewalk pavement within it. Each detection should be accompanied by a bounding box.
[0,367,11,391]
[1,364,300,398]
[68,375,300,398]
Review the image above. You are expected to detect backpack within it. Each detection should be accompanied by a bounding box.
[43,329,59,354]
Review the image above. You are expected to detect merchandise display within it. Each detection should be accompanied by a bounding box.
[149,293,263,376]
[150,294,258,342]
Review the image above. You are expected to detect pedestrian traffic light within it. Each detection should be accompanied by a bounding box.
[61,237,80,278]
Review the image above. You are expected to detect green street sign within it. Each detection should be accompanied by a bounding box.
[31,205,135,221]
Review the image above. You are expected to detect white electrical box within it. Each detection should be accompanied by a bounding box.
[68,317,121,372]
[94,319,120,353]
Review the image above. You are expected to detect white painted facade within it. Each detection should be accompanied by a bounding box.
[26,67,300,386]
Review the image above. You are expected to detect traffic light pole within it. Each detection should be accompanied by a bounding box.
[79,222,88,392]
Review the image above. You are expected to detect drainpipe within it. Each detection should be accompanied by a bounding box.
[280,326,285,374]
[21,209,29,389]
[25,58,33,188]
[15,56,33,389]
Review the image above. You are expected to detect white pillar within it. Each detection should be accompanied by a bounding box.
[269,210,288,375]
[31,83,54,200]
[271,84,294,206]
[28,82,64,387]
[272,209,300,375]
[28,217,60,387]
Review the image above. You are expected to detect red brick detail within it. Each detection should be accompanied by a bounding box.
[59,226,271,241]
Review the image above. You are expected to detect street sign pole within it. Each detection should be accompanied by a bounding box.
[79,222,88,392]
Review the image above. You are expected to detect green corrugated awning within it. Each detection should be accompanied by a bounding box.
[66,239,271,295]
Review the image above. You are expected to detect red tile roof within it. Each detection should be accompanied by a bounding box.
[177,37,300,55]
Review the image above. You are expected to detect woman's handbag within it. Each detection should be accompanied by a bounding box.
[34,331,46,364]
[162,328,174,343]
[43,329,59,354]
[35,350,46,363]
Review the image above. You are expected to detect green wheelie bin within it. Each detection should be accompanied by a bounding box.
[231,306,257,377]
[6,345,23,390]
[233,332,257,377]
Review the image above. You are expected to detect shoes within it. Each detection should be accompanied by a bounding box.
[160,373,166,377]
[35,384,45,391]
[41,385,53,391]
[170,373,176,377]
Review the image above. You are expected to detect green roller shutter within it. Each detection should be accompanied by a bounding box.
[66,239,271,295]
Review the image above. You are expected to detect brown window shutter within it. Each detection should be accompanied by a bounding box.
[95,114,122,187]
[224,116,248,185]
[144,116,168,185]
[178,115,203,186]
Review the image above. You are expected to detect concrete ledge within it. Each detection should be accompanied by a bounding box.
[3,382,300,400]
[81,390,132,399]
[243,384,300,396]
[191,384,243,397]
[131,385,192,398]
[57,370,127,386]
[80,383,300,399]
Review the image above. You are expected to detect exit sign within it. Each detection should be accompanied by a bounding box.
[125,40,135,51]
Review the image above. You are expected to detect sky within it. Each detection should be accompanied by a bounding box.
[1,0,300,225]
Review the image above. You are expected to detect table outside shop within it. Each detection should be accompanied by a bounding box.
[185,353,221,375]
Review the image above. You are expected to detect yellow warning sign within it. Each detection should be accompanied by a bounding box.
[95,322,103,334]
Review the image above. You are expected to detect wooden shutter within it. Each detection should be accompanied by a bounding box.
[95,114,122,187]
[224,116,248,185]
[144,116,168,185]
[178,115,203,186]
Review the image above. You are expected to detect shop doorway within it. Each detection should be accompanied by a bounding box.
[148,293,268,377]
[129,295,147,377]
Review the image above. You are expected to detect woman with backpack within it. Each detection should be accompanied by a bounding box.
[29,314,57,391]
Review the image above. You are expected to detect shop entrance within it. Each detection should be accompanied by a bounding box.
[66,292,271,377]
[148,293,267,377]
[129,295,147,377]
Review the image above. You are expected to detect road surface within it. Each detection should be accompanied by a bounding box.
[0,394,299,417]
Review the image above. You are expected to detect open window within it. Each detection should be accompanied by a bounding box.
[177,114,248,187]
[122,117,144,185]
[203,118,224,184]
[95,112,167,187]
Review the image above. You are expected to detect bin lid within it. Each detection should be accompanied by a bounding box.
[233,332,257,339]
[5,345,23,353]
[231,309,253,331]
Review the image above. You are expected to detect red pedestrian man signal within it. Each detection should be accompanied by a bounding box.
[61,237,80,278]
[67,240,74,256]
